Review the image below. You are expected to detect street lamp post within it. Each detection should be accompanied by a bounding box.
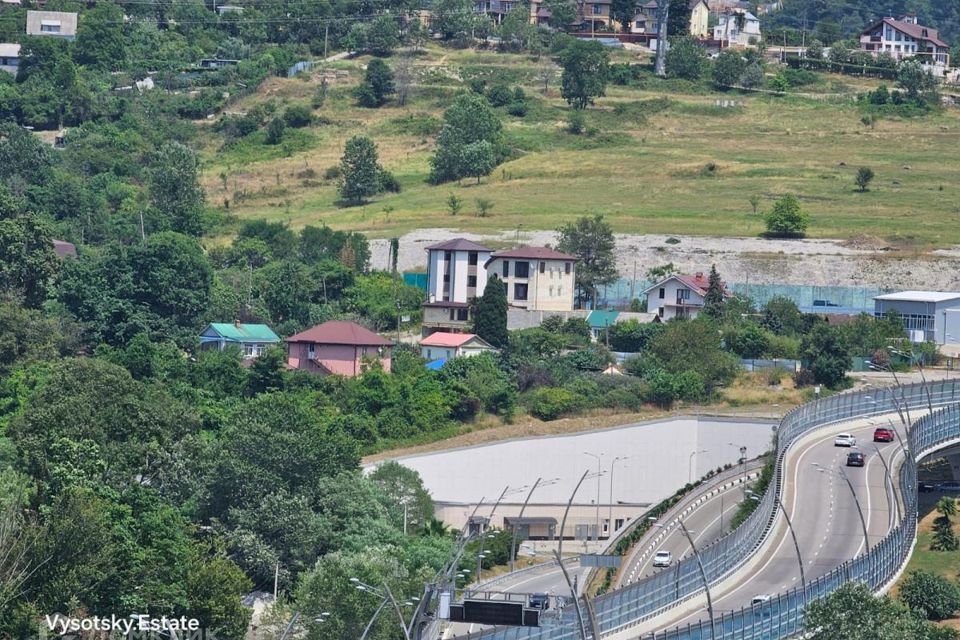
[552,550,589,640]
[813,464,870,552]
[351,578,412,640]
[510,477,560,571]
[729,443,748,496]
[476,533,496,583]
[608,457,629,539]
[584,452,604,542]
[748,491,806,601]
[688,449,708,484]
[652,518,715,638]
[873,443,900,523]
[558,469,604,557]
[889,344,935,417]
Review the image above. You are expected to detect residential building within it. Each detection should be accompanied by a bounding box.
[713,10,761,46]
[581,0,612,31]
[644,272,728,321]
[586,309,659,341]
[630,0,709,37]
[473,0,522,24]
[873,291,960,345]
[485,246,577,312]
[859,15,950,70]
[26,11,78,39]
[0,43,19,75]
[199,322,281,359]
[286,320,392,377]
[420,332,497,361]
[423,238,492,336]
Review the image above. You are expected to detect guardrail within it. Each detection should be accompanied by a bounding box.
[464,380,960,640]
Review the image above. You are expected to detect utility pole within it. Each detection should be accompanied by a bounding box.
[273,563,279,600]
[654,0,670,77]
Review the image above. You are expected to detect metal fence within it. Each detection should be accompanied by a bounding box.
[465,380,960,640]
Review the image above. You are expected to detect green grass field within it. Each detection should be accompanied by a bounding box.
[198,45,960,247]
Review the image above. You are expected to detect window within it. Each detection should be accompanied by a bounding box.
[308,344,316,359]
[456,308,469,321]
[514,283,528,300]
[243,343,262,358]
[677,288,691,303]
[40,23,61,33]
[467,275,477,287]
[549,286,554,296]
[539,261,546,274]
[515,261,530,278]
[427,348,432,359]
[502,260,510,277]
[443,274,450,283]
[468,252,478,266]
[558,286,562,296]
[592,3,602,14]
[444,251,451,262]
[449,309,456,320]
[565,262,571,275]
[658,287,665,299]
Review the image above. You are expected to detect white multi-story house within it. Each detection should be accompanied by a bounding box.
[713,10,761,47]
[485,246,577,312]
[423,238,492,336]
[25,11,78,39]
[0,43,19,75]
[644,272,729,321]
[859,15,950,71]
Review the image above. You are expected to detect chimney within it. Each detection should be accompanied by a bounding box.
[234,319,241,328]
[695,271,704,279]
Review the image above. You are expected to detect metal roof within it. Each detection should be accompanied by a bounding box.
[874,291,960,303]
[204,323,280,342]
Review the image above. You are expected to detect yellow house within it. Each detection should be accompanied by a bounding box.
[688,0,710,38]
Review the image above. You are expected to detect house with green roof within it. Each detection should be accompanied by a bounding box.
[200,322,281,359]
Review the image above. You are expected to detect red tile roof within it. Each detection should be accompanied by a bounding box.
[425,238,492,252]
[420,332,477,348]
[489,246,577,261]
[286,321,392,346]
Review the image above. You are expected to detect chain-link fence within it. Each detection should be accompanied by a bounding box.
[464,380,960,640]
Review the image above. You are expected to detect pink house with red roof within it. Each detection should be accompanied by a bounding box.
[286,320,393,377]
[419,332,497,361]
[643,272,730,321]
[485,246,577,312]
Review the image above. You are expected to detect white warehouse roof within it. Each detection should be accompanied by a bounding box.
[874,291,960,303]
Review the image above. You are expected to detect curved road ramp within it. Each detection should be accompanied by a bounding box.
[458,380,960,640]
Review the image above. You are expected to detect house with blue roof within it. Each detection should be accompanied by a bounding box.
[200,322,281,359]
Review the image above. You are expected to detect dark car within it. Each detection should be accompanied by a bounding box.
[528,593,550,611]
[847,451,865,467]
[873,428,895,443]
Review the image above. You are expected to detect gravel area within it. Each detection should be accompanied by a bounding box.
[370,230,960,290]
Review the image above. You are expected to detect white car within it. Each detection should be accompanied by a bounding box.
[751,594,771,605]
[834,433,857,447]
[653,551,673,567]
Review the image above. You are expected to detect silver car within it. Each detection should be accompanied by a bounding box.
[653,551,673,567]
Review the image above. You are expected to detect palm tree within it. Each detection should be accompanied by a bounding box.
[937,496,957,518]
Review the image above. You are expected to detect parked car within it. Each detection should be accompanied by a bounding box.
[834,433,857,447]
[528,593,549,610]
[873,428,895,443]
[653,551,673,567]
[847,451,865,467]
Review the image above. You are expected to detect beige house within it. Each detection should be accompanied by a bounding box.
[688,0,709,38]
[26,11,78,39]
[631,0,710,37]
[419,332,497,361]
[0,43,19,75]
[485,246,577,312]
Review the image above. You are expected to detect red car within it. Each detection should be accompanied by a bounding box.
[873,428,895,443]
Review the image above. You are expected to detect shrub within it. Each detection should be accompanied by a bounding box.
[265,117,286,145]
[282,104,313,128]
[486,83,513,107]
[323,165,341,180]
[379,169,401,193]
[763,194,809,238]
[566,110,585,134]
[899,571,960,620]
[527,387,582,420]
[507,101,528,117]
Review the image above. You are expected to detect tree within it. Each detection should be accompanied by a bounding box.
[610,0,636,33]
[446,193,463,216]
[473,275,508,349]
[556,214,618,308]
[148,142,205,237]
[185,557,252,640]
[713,49,746,87]
[73,2,126,69]
[761,296,804,336]
[265,117,286,145]
[367,14,400,56]
[357,59,395,108]
[932,496,959,552]
[665,37,706,80]
[801,323,850,388]
[430,94,503,184]
[855,167,875,192]
[805,582,935,640]
[339,135,383,204]
[666,0,691,36]
[559,40,610,110]
[393,55,413,106]
[702,265,725,319]
[739,63,765,88]
[763,194,810,238]
[0,209,58,308]
[368,461,434,533]
[460,140,496,184]
[899,571,960,621]
[648,318,740,391]
[544,0,577,29]
[898,59,938,101]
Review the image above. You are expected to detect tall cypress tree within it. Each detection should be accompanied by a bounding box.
[702,264,725,319]
[473,275,508,349]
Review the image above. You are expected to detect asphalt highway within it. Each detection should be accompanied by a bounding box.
[635,416,907,635]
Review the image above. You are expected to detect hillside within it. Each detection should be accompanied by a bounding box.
[200,45,960,248]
